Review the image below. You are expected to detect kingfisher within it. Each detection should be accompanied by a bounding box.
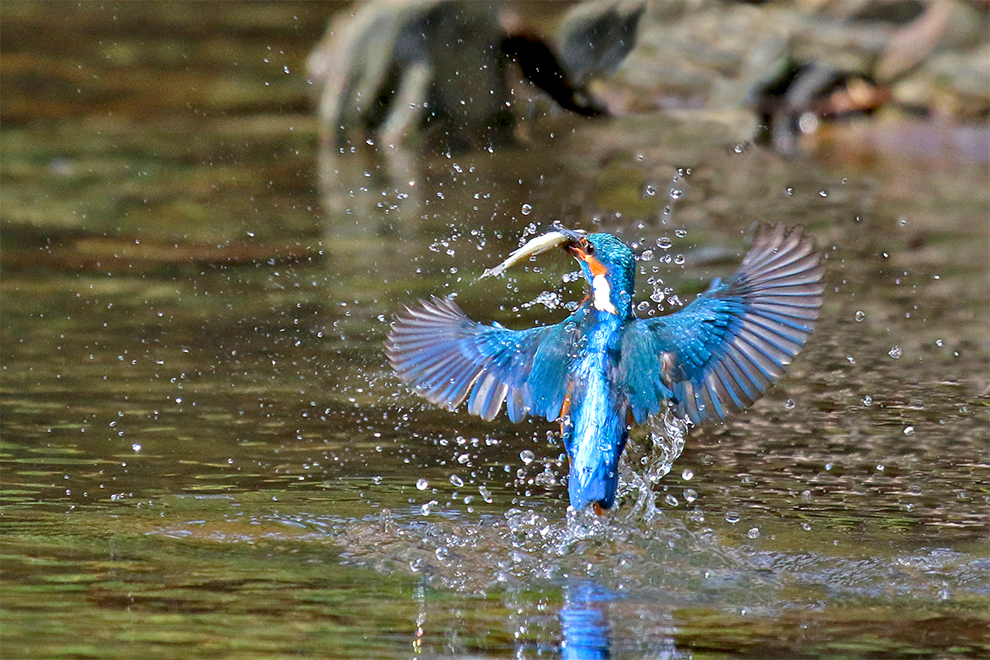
[386,224,824,513]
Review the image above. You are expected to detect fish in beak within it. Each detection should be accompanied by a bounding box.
[479,224,586,279]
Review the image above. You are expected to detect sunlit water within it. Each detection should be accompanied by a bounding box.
[2,4,988,659]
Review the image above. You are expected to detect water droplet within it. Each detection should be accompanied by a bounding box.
[416,478,429,491]
[450,474,464,487]
[855,311,866,322]
[131,444,141,452]
[725,511,740,524]
[519,450,535,465]
[733,144,744,154]
[435,546,449,560]
[889,346,902,359]
[668,187,682,199]
[747,527,760,539]
[665,494,679,507]
[801,522,812,531]
[876,464,885,472]
[683,488,698,503]
[479,485,493,503]
[785,187,793,196]
[799,112,819,134]
[785,399,795,410]
[862,395,873,406]
[819,190,828,197]
[681,469,693,481]
[520,203,532,216]
[639,249,654,262]
[644,184,657,197]
[673,254,685,265]
[903,426,915,436]
[675,229,687,238]
[656,237,672,250]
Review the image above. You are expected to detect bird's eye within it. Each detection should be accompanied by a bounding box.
[584,242,595,255]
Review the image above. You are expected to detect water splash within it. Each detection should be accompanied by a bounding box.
[522,290,563,310]
[644,409,689,483]
[617,408,689,522]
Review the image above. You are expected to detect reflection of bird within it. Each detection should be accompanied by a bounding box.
[560,581,613,659]
[386,224,824,513]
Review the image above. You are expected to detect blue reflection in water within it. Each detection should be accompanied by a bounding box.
[560,581,613,659]
[559,580,684,659]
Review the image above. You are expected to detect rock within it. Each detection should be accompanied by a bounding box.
[308,0,644,153]
[557,0,647,87]
[308,0,987,157]
[308,1,513,153]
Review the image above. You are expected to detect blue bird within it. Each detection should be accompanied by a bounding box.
[386,224,824,513]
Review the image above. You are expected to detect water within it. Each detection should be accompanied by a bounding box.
[2,4,988,659]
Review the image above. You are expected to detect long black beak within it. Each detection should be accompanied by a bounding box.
[551,224,586,245]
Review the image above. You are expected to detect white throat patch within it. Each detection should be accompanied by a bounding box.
[592,274,618,315]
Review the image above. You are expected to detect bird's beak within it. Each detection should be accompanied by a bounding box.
[479,225,585,279]
[554,226,587,244]
[565,238,608,277]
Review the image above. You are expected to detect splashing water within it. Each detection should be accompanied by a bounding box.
[328,411,692,592]
[617,408,690,522]
[644,408,690,482]
[522,290,563,310]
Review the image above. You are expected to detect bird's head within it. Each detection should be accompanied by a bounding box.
[564,232,636,317]
[480,225,636,318]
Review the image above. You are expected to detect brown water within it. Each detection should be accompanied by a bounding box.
[2,4,988,659]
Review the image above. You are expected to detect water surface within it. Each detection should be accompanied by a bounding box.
[2,3,988,659]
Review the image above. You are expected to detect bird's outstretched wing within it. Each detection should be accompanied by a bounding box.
[619,223,825,425]
[386,296,577,422]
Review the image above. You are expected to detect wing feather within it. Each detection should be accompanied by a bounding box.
[619,224,824,424]
[386,296,576,422]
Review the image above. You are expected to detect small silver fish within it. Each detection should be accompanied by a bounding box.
[479,226,585,280]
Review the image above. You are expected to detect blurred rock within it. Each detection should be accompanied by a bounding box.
[309,0,987,157]
[308,1,513,153]
[557,0,647,87]
[598,0,988,152]
[308,0,645,153]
